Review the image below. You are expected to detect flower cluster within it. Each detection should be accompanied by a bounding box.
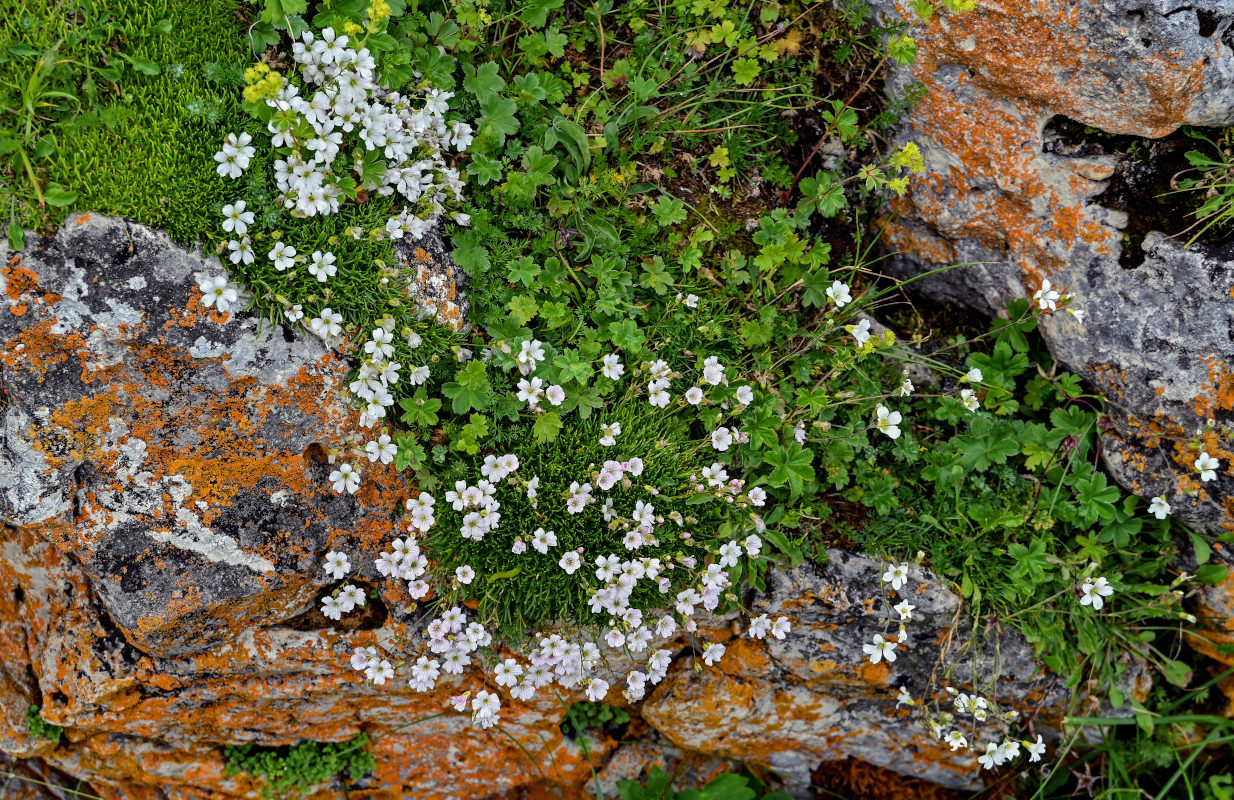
[323,417,782,729]
[348,317,430,427]
[219,27,469,229]
[198,23,476,341]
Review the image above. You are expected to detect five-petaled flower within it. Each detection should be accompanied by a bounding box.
[199,276,240,313]
[1195,452,1220,482]
[874,404,902,439]
[1033,278,1060,311]
[1080,575,1114,611]
[882,562,909,591]
[863,633,898,664]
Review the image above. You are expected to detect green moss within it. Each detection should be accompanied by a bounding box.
[1,0,252,244]
[222,733,376,798]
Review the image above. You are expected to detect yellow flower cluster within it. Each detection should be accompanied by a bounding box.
[367,0,392,32]
[243,62,284,104]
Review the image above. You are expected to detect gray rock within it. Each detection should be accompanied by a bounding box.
[0,215,402,657]
[641,551,1078,792]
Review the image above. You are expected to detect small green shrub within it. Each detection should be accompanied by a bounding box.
[1175,126,1234,244]
[561,701,630,742]
[618,766,791,800]
[24,705,63,744]
[222,733,376,798]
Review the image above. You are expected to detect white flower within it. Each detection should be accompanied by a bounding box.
[965,367,983,383]
[321,595,345,620]
[747,488,767,507]
[601,354,624,380]
[701,642,726,666]
[227,237,254,265]
[1148,495,1171,519]
[959,388,980,412]
[684,293,699,308]
[286,304,304,322]
[585,678,609,702]
[896,686,914,707]
[849,318,872,345]
[898,373,914,396]
[882,563,909,591]
[770,616,790,639]
[455,565,475,585]
[531,527,557,554]
[214,132,254,178]
[893,600,915,621]
[874,404,902,439]
[1196,452,1220,482]
[308,250,337,282]
[329,462,361,494]
[365,327,395,360]
[1027,734,1046,762]
[748,614,771,639]
[339,584,366,610]
[647,382,670,408]
[199,276,240,312]
[1080,575,1114,610]
[743,534,763,556]
[734,385,754,406]
[718,541,742,569]
[545,384,566,406]
[516,338,546,370]
[365,434,397,464]
[600,422,622,447]
[945,731,968,751]
[493,658,522,687]
[322,551,351,579]
[268,242,296,271]
[711,426,734,451]
[684,386,704,405]
[471,690,500,728]
[826,280,852,307]
[701,356,725,386]
[1033,278,1060,311]
[221,200,255,235]
[1069,307,1086,324]
[369,659,395,685]
[559,551,581,574]
[863,634,897,664]
[977,742,1001,770]
[310,307,343,339]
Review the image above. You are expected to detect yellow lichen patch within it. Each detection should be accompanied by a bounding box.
[1196,355,1234,418]
[1,320,88,380]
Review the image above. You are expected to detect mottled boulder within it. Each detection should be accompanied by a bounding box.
[870,0,1234,535]
[0,214,406,659]
[642,554,1076,793]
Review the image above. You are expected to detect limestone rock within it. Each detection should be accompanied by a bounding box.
[642,554,1070,793]
[870,0,1234,534]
